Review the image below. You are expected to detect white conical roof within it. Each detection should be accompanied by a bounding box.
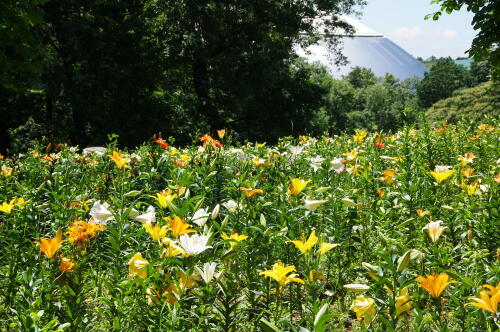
[298,16,428,80]
[311,15,383,37]
[336,15,382,37]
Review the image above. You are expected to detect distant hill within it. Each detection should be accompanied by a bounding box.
[426,82,500,123]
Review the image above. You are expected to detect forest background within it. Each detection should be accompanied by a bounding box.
[1,0,498,153]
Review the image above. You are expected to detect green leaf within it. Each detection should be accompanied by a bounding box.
[260,318,282,332]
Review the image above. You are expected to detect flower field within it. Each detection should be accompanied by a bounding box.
[0,122,499,331]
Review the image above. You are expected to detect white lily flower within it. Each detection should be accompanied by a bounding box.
[179,234,212,256]
[288,145,304,156]
[82,146,107,156]
[304,199,328,212]
[191,208,209,227]
[132,206,156,225]
[195,262,219,284]
[223,200,240,214]
[434,165,452,172]
[310,156,325,172]
[330,158,344,173]
[90,201,114,225]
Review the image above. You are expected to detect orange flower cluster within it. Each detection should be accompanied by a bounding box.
[379,169,397,183]
[152,134,170,149]
[66,220,105,247]
[199,134,222,148]
[374,136,384,149]
[34,229,78,273]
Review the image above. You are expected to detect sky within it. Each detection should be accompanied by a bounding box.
[355,0,476,59]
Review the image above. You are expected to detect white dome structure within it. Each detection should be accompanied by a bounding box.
[297,16,428,80]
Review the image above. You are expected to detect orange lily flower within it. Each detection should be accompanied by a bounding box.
[164,216,196,237]
[34,229,64,259]
[240,187,264,197]
[416,273,457,298]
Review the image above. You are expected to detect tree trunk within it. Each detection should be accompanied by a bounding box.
[192,55,223,130]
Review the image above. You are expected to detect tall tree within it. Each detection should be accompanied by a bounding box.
[427,0,499,80]
[146,0,365,140]
[0,0,47,91]
[416,58,472,108]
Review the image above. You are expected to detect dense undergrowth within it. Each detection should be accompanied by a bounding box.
[0,121,499,331]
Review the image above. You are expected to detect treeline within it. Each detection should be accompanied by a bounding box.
[0,1,495,153]
[0,0,363,152]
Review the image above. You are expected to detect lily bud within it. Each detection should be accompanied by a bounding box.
[397,250,412,272]
[211,204,220,220]
[220,215,229,229]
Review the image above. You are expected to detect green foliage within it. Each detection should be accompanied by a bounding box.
[0,121,499,330]
[0,0,47,91]
[427,0,500,80]
[426,82,500,123]
[0,0,366,151]
[470,60,491,85]
[317,67,422,132]
[416,58,473,108]
[346,66,377,88]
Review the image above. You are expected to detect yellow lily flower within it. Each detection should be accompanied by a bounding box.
[151,190,177,208]
[461,168,474,177]
[350,295,376,324]
[458,152,476,166]
[1,165,12,177]
[309,269,326,282]
[0,198,16,214]
[221,232,248,250]
[260,261,304,287]
[162,239,188,257]
[352,129,368,144]
[165,216,196,237]
[288,178,311,195]
[252,157,271,167]
[483,281,500,296]
[164,271,197,304]
[217,129,226,139]
[144,223,168,242]
[319,242,340,255]
[416,273,457,298]
[429,168,455,183]
[14,197,27,208]
[299,135,308,143]
[128,252,149,279]
[288,231,318,254]
[343,148,358,161]
[108,151,130,169]
[416,209,430,218]
[395,287,412,317]
[422,220,446,243]
[478,124,495,132]
[34,229,64,259]
[346,164,363,176]
[462,183,481,196]
[466,290,500,314]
